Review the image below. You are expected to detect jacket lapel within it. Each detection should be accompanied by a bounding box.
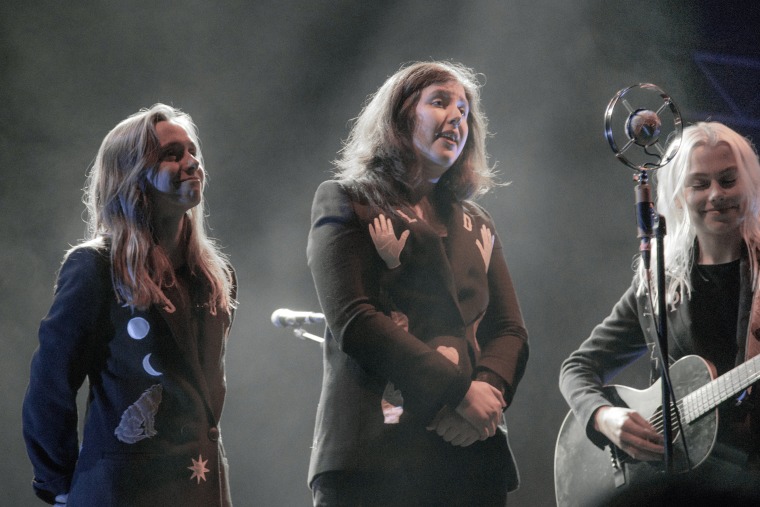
[156,282,218,424]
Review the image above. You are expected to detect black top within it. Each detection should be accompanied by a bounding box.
[691,260,740,376]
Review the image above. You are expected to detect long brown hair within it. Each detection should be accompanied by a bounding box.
[333,61,496,209]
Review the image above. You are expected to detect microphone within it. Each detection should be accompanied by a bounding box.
[625,108,662,147]
[604,84,681,270]
[270,308,325,328]
[604,83,682,172]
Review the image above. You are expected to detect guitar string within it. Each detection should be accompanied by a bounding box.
[647,362,760,432]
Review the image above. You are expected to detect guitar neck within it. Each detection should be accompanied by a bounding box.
[681,354,760,423]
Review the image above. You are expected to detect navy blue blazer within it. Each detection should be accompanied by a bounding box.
[23,245,235,506]
[307,180,529,490]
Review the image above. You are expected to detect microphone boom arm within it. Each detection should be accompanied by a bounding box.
[292,327,325,344]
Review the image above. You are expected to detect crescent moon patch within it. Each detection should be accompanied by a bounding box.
[142,353,163,376]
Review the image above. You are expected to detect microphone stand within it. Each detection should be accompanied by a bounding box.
[291,327,325,344]
[653,212,673,472]
[635,170,673,472]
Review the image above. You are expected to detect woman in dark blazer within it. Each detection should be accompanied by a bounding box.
[307,61,529,506]
[23,104,237,506]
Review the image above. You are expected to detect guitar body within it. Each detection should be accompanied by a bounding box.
[554,355,718,507]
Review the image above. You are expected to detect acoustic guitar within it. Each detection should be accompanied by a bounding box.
[554,354,760,506]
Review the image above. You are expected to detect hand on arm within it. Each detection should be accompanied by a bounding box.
[426,406,481,447]
[454,380,505,440]
[594,405,664,461]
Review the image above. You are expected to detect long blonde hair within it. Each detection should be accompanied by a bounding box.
[334,61,496,208]
[81,103,235,313]
[638,122,760,307]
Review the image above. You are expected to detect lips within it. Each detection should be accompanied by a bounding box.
[435,130,459,143]
[704,204,738,213]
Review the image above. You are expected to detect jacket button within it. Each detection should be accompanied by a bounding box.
[208,427,219,442]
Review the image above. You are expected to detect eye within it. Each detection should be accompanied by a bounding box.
[720,177,737,188]
[160,147,183,162]
[688,179,708,190]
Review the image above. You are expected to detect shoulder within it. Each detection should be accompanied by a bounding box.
[313,179,351,204]
[311,180,362,224]
[54,241,112,296]
[60,242,110,277]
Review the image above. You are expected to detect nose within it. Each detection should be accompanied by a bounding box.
[184,154,200,174]
[708,181,724,202]
[450,115,462,128]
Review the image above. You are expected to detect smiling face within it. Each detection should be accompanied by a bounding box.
[147,120,204,219]
[411,80,469,182]
[683,142,744,245]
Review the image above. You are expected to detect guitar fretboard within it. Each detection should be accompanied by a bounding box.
[681,355,760,423]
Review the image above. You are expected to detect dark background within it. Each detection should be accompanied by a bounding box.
[3,1,759,505]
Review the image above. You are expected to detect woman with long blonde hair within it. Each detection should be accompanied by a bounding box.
[23,104,237,506]
[560,122,760,497]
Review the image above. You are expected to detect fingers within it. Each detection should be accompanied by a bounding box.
[455,381,505,439]
[620,413,664,460]
[619,433,665,461]
[398,229,410,247]
[451,429,480,447]
[596,407,665,462]
[627,411,664,442]
[428,412,483,447]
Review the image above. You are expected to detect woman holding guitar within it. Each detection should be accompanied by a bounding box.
[559,122,760,502]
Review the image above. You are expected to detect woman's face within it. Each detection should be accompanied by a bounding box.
[146,120,204,218]
[411,80,469,182]
[682,142,744,242]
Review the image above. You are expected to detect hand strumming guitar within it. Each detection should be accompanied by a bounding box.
[594,405,665,461]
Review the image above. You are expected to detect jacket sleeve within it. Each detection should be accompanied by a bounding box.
[473,226,529,406]
[22,247,109,504]
[558,279,650,447]
[306,181,471,423]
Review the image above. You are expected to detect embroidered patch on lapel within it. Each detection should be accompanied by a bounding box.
[475,224,494,271]
[114,384,163,444]
[369,213,409,269]
[396,209,418,223]
[463,212,473,232]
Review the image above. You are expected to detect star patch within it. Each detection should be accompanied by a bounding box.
[188,454,210,484]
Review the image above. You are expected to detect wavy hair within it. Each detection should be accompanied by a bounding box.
[79,103,235,313]
[333,61,496,208]
[637,122,760,307]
